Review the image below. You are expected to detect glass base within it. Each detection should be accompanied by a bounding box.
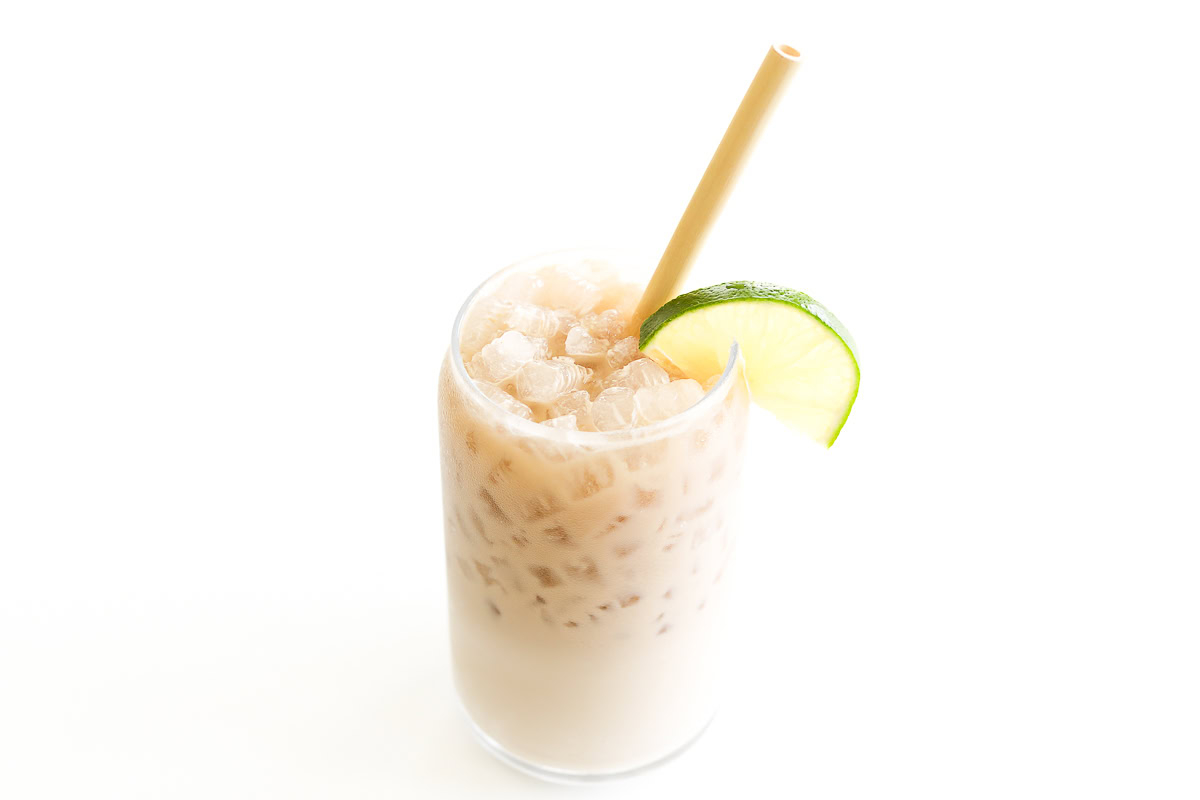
[465,712,715,785]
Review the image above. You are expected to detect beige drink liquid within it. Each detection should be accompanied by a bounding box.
[438,252,749,778]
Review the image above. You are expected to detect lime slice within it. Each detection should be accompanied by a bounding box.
[639,281,859,446]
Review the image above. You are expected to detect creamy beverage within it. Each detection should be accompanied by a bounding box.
[438,252,750,777]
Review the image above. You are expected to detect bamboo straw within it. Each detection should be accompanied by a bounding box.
[634,44,802,322]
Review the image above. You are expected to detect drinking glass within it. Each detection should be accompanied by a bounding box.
[438,250,749,782]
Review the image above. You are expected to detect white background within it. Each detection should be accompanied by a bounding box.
[2,1,1197,797]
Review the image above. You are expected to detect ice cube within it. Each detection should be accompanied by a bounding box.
[548,390,596,431]
[633,379,705,424]
[622,439,667,471]
[565,326,609,364]
[506,303,564,340]
[528,565,562,587]
[580,309,626,340]
[542,414,578,430]
[606,336,641,369]
[569,459,615,498]
[476,331,548,383]
[515,358,593,405]
[459,298,513,356]
[627,359,670,388]
[537,267,603,315]
[592,387,636,431]
[474,381,534,420]
[563,554,601,582]
[465,351,488,381]
[604,357,670,390]
[551,309,577,348]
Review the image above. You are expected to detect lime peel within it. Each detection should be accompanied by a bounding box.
[639,281,859,447]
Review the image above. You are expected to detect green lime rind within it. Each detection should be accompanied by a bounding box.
[638,280,860,446]
[640,281,858,356]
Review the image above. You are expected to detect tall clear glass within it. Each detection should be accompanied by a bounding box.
[437,251,750,782]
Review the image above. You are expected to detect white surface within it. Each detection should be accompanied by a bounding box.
[1,1,1198,797]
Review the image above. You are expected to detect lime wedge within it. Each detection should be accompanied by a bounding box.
[639,281,860,446]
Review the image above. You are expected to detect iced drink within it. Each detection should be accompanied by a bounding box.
[438,251,749,779]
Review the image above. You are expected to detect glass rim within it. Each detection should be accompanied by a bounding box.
[448,248,742,445]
